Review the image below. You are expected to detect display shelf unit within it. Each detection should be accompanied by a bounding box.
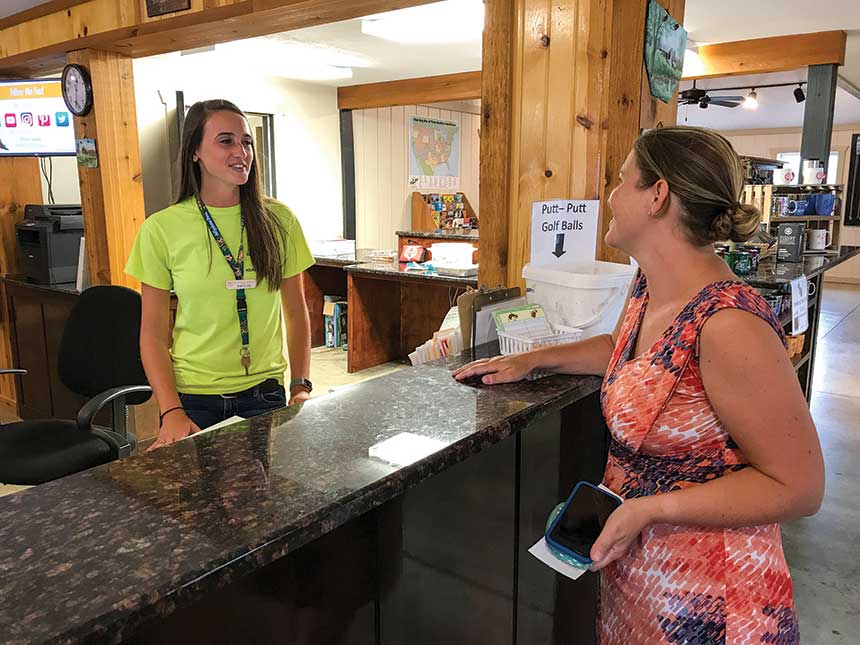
[743,183,844,257]
[791,351,812,371]
[763,274,822,400]
[771,215,841,223]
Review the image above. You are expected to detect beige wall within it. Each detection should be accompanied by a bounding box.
[39,156,80,204]
[724,124,860,283]
[352,101,481,250]
[132,55,344,242]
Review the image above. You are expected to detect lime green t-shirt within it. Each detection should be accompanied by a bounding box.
[125,197,314,395]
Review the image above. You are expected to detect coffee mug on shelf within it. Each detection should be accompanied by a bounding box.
[773,167,797,185]
[803,194,819,215]
[815,193,837,216]
[786,199,808,215]
[801,159,827,185]
[772,196,791,217]
[806,229,832,251]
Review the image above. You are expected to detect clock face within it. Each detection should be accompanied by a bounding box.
[62,64,92,117]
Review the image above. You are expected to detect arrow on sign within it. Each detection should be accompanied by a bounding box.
[552,233,566,258]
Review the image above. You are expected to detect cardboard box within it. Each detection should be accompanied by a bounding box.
[323,300,348,348]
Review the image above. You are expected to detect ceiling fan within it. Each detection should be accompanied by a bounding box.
[679,80,745,109]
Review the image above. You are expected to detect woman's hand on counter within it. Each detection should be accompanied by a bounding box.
[146,412,201,452]
[588,496,657,572]
[288,389,311,406]
[451,352,537,385]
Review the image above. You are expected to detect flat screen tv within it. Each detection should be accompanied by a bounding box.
[0,79,75,157]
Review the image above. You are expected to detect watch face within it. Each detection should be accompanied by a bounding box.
[62,65,91,116]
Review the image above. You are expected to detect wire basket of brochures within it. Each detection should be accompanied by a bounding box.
[493,303,583,380]
[497,325,584,357]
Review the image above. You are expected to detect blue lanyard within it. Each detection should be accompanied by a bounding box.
[196,195,251,374]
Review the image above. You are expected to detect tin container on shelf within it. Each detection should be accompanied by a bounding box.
[723,250,753,275]
[735,244,760,271]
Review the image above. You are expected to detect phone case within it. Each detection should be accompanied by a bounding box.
[544,480,621,566]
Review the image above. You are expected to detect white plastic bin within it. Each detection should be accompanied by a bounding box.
[522,261,636,338]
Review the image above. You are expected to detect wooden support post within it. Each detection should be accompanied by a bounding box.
[477,0,515,289]
[801,64,839,172]
[67,49,145,288]
[0,157,43,411]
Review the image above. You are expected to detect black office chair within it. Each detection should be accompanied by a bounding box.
[0,285,152,485]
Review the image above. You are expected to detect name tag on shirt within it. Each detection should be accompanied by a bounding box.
[226,279,257,290]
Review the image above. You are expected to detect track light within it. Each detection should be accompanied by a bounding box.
[794,84,806,103]
[744,89,758,110]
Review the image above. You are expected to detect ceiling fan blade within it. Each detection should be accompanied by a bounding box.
[709,95,745,101]
[709,100,740,107]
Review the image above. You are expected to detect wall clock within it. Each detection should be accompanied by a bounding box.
[61,64,93,117]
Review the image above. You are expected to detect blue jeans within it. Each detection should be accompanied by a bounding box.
[178,381,287,429]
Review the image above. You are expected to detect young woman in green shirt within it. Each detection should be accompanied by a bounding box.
[126,99,315,450]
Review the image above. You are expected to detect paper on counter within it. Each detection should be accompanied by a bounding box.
[528,537,589,581]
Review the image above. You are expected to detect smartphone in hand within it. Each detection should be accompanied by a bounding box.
[545,481,622,565]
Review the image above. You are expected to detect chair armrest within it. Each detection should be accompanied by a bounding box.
[77,385,153,432]
[0,369,27,375]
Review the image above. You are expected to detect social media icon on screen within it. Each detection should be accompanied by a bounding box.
[37,114,50,127]
[21,112,34,126]
[4,114,16,127]
[55,112,70,127]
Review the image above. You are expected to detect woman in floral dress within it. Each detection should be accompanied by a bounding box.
[453,126,823,643]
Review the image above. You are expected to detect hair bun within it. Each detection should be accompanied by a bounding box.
[710,209,734,241]
[727,201,760,243]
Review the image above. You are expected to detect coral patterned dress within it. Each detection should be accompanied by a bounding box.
[599,271,799,644]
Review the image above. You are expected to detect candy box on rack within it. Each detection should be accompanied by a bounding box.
[323,299,348,348]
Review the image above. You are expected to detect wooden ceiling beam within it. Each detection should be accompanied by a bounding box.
[0,0,437,77]
[337,72,482,110]
[683,31,847,80]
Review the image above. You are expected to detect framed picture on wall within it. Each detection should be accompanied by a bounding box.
[846,134,860,227]
[145,0,191,18]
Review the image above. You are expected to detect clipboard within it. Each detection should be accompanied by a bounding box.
[471,286,522,350]
[457,289,478,348]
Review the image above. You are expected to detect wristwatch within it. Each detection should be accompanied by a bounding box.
[289,378,313,393]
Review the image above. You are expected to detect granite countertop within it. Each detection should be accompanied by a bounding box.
[397,230,479,242]
[742,245,860,288]
[312,248,378,268]
[0,346,600,644]
[1,276,80,296]
[345,260,479,287]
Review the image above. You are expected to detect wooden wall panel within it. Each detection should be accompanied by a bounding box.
[353,104,481,250]
[67,49,145,289]
[0,157,42,410]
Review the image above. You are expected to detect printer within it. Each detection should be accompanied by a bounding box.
[16,204,84,284]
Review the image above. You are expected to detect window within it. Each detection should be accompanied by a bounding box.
[776,151,839,185]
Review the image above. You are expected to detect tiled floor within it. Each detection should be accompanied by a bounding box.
[1,285,858,643]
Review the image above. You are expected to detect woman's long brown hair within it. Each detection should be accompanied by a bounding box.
[177,99,287,292]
